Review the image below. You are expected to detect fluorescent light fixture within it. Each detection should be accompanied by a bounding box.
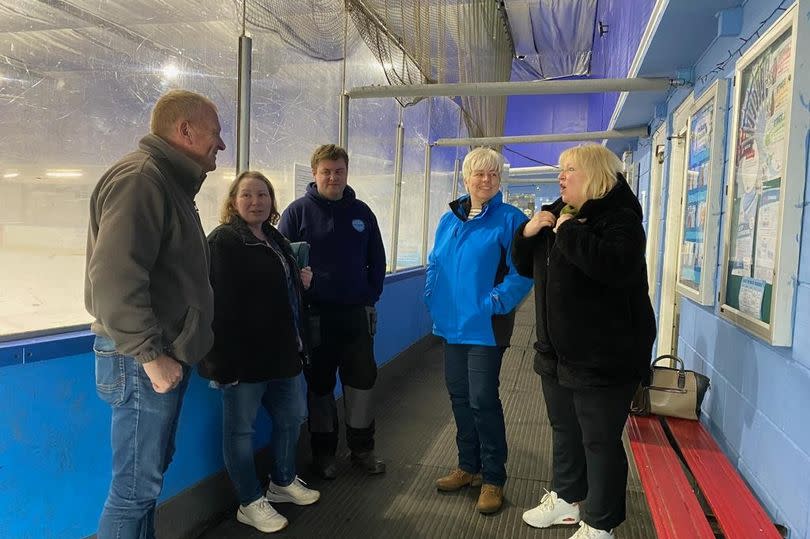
[162,63,180,80]
[45,170,83,178]
[3,172,19,178]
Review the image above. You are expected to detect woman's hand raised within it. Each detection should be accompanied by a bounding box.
[523,210,557,238]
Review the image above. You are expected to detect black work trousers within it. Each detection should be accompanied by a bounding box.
[306,304,377,457]
[541,374,638,531]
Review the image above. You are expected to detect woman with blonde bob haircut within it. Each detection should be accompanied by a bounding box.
[200,170,319,534]
[512,144,655,539]
[425,147,533,515]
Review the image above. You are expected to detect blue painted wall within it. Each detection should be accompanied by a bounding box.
[503,94,590,167]
[503,0,655,168]
[636,1,810,536]
[588,0,657,132]
[0,270,431,539]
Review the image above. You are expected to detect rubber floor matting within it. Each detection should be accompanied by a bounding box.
[199,300,656,538]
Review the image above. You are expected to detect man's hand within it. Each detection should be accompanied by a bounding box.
[523,210,557,238]
[142,354,184,393]
[300,266,313,290]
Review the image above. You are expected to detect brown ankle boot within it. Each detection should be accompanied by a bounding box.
[435,468,482,491]
[477,484,503,514]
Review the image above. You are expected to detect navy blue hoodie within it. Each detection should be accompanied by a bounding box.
[279,182,386,307]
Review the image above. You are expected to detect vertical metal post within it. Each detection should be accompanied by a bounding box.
[389,107,405,273]
[451,157,460,200]
[236,34,252,174]
[339,3,349,149]
[451,109,463,200]
[420,143,432,266]
[338,93,349,149]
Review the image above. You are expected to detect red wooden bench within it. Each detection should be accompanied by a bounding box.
[628,415,784,538]
[666,417,782,539]
[627,415,715,538]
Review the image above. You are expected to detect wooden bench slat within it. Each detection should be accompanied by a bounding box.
[666,418,782,539]
[627,415,715,539]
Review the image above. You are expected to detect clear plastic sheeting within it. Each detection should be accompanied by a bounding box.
[505,0,597,80]
[0,0,475,337]
[0,0,240,337]
[427,97,467,254]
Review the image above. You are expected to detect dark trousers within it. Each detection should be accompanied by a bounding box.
[306,305,377,456]
[444,343,507,486]
[541,374,637,531]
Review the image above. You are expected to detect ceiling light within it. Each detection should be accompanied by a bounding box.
[162,63,180,80]
[45,170,83,178]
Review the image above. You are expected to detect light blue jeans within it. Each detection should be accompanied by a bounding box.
[94,335,191,539]
[221,375,306,505]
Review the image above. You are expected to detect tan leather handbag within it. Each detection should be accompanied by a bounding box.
[631,355,711,420]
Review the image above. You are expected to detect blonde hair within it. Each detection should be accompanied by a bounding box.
[559,144,621,201]
[220,171,280,226]
[150,90,216,139]
[462,147,504,180]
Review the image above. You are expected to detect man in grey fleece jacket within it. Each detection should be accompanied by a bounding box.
[85,89,225,539]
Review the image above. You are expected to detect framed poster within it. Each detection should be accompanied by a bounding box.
[676,78,727,305]
[719,3,808,346]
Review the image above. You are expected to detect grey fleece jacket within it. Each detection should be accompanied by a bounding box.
[85,134,215,365]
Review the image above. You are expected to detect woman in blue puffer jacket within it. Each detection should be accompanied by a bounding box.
[425,147,533,515]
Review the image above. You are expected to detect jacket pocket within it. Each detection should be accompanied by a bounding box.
[307,313,322,349]
[532,341,558,378]
[169,307,210,364]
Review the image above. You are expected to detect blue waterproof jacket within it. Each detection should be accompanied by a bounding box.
[425,191,533,346]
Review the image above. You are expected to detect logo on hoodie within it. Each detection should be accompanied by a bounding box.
[352,219,366,232]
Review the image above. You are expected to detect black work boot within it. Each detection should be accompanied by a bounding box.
[312,454,338,480]
[350,451,386,475]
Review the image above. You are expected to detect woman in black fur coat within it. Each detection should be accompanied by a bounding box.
[512,144,656,539]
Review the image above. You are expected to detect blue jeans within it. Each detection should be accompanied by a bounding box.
[94,335,191,539]
[222,375,306,505]
[443,343,507,486]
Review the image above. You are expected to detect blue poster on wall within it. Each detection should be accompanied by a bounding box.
[678,99,714,292]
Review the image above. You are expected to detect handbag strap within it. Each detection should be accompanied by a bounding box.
[652,354,684,371]
[649,355,687,391]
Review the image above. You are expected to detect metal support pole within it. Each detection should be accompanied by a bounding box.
[338,93,349,149]
[347,77,675,99]
[434,126,650,147]
[420,143,432,266]
[236,35,252,174]
[451,157,460,200]
[389,109,405,272]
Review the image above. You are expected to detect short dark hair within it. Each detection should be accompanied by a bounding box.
[310,144,349,171]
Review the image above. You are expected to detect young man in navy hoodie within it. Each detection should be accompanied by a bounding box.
[278,144,387,479]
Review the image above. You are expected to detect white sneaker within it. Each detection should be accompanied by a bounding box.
[569,521,615,539]
[265,476,321,505]
[522,489,581,528]
[236,498,288,533]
